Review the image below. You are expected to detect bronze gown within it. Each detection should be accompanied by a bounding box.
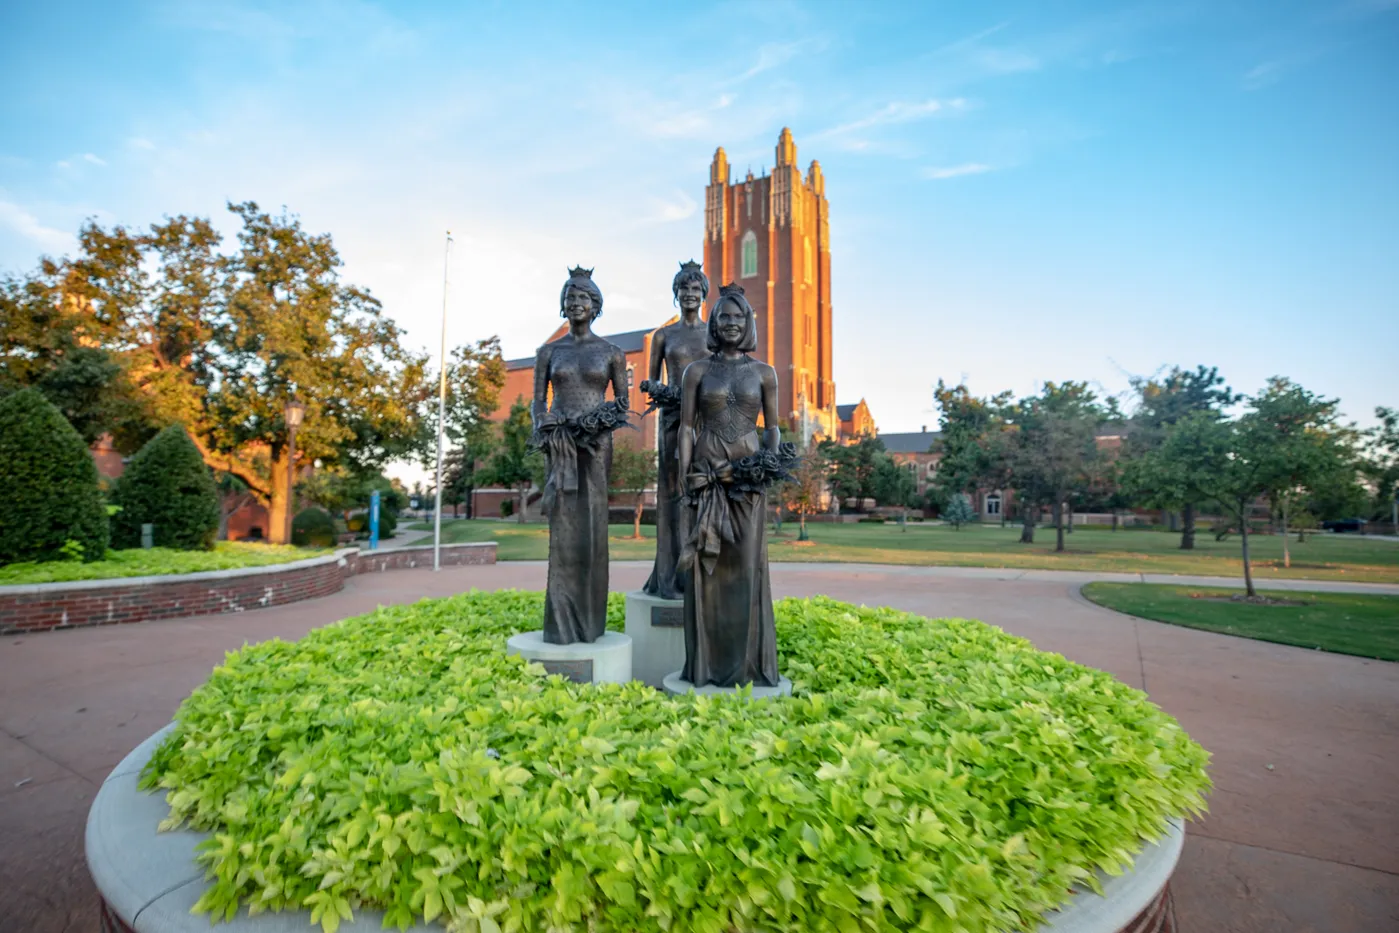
[537,337,623,644]
[681,355,780,687]
[643,324,707,600]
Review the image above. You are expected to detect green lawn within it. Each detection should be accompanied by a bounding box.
[0,542,331,585]
[1081,583,1399,661]
[413,518,1399,583]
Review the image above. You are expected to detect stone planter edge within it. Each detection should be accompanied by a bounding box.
[89,725,1185,933]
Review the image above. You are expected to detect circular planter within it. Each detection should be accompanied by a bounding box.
[89,725,1183,933]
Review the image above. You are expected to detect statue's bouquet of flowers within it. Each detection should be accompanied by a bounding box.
[639,379,683,416]
[727,442,799,496]
[534,399,633,452]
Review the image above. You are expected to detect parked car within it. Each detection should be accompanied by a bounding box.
[1321,517,1369,533]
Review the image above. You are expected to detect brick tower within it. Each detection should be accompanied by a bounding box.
[703,128,835,442]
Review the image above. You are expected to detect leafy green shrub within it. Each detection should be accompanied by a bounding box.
[144,593,1209,933]
[111,424,220,550]
[346,514,367,534]
[292,507,337,548]
[0,388,109,564]
[499,497,515,518]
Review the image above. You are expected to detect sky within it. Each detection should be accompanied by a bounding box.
[2,0,1397,482]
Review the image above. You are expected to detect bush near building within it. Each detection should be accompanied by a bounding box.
[111,424,220,550]
[0,388,110,564]
[292,507,338,548]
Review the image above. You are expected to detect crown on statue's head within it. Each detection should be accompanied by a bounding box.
[678,259,703,275]
[567,265,595,280]
[719,282,746,299]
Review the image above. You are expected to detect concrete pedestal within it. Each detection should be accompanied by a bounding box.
[624,590,686,688]
[662,671,793,698]
[506,630,632,684]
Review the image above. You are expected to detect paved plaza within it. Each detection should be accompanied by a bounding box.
[2,561,1396,933]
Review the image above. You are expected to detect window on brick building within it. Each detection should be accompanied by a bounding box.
[986,493,1002,516]
[626,365,635,389]
[741,231,757,278]
[804,236,812,284]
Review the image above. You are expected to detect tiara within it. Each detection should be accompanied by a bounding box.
[678,260,703,275]
[719,282,746,298]
[567,265,595,279]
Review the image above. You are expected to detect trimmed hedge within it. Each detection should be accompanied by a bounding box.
[144,593,1210,933]
[111,424,220,550]
[292,507,338,548]
[0,388,109,564]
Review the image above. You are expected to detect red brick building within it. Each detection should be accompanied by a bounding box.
[704,129,835,443]
[837,399,876,440]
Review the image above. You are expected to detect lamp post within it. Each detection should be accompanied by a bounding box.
[433,231,453,571]
[284,396,305,545]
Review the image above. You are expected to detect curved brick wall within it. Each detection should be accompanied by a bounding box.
[0,542,495,635]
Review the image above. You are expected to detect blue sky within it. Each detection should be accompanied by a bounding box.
[2,0,1396,460]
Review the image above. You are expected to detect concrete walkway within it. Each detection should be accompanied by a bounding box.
[1,562,1395,933]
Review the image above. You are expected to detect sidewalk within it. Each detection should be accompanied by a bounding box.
[1,561,1394,933]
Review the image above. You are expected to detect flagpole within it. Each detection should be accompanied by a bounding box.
[433,231,453,571]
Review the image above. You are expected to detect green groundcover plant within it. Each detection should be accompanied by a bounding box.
[142,593,1210,933]
[0,542,326,585]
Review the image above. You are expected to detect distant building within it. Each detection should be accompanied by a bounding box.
[837,399,876,440]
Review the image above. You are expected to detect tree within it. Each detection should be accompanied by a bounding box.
[1248,378,1357,568]
[943,493,976,530]
[215,470,257,541]
[1364,406,1399,529]
[1122,365,1239,549]
[28,205,428,545]
[419,339,507,515]
[440,447,482,518]
[0,273,142,444]
[111,424,220,550]
[1145,379,1355,597]
[1005,382,1103,552]
[819,435,886,505]
[870,456,918,528]
[478,398,543,523]
[609,441,657,539]
[778,441,827,541]
[0,389,109,564]
[930,381,1014,518]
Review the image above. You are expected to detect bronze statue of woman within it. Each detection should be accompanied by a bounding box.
[640,261,711,600]
[677,283,783,687]
[532,267,629,644]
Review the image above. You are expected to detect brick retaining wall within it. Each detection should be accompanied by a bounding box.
[0,542,496,635]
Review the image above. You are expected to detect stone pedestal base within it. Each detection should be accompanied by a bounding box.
[506,631,632,684]
[624,590,685,688]
[662,671,793,698]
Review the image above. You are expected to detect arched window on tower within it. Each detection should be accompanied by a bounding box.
[804,236,812,284]
[741,231,757,279]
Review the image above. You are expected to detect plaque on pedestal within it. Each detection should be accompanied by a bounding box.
[624,590,685,688]
[506,631,632,685]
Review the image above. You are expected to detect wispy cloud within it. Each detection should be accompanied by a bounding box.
[922,163,993,180]
[647,94,735,139]
[642,189,698,225]
[1242,61,1286,91]
[729,39,822,84]
[0,199,77,254]
[83,153,107,166]
[814,98,968,144]
[127,137,156,151]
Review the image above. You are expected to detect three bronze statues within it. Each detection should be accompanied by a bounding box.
[531,264,794,688]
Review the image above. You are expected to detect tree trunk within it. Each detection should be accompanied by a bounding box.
[1180,502,1196,550]
[1053,502,1065,552]
[798,512,809,541]
[633,498,643,539]
[517,485,527,523]
[1111,509,1119,532]
[268,454,291,544]
[1240,512,1256,597]
[1020,509,1036,544]
[1280,499,1290,569]
[1066,502,1074,534]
